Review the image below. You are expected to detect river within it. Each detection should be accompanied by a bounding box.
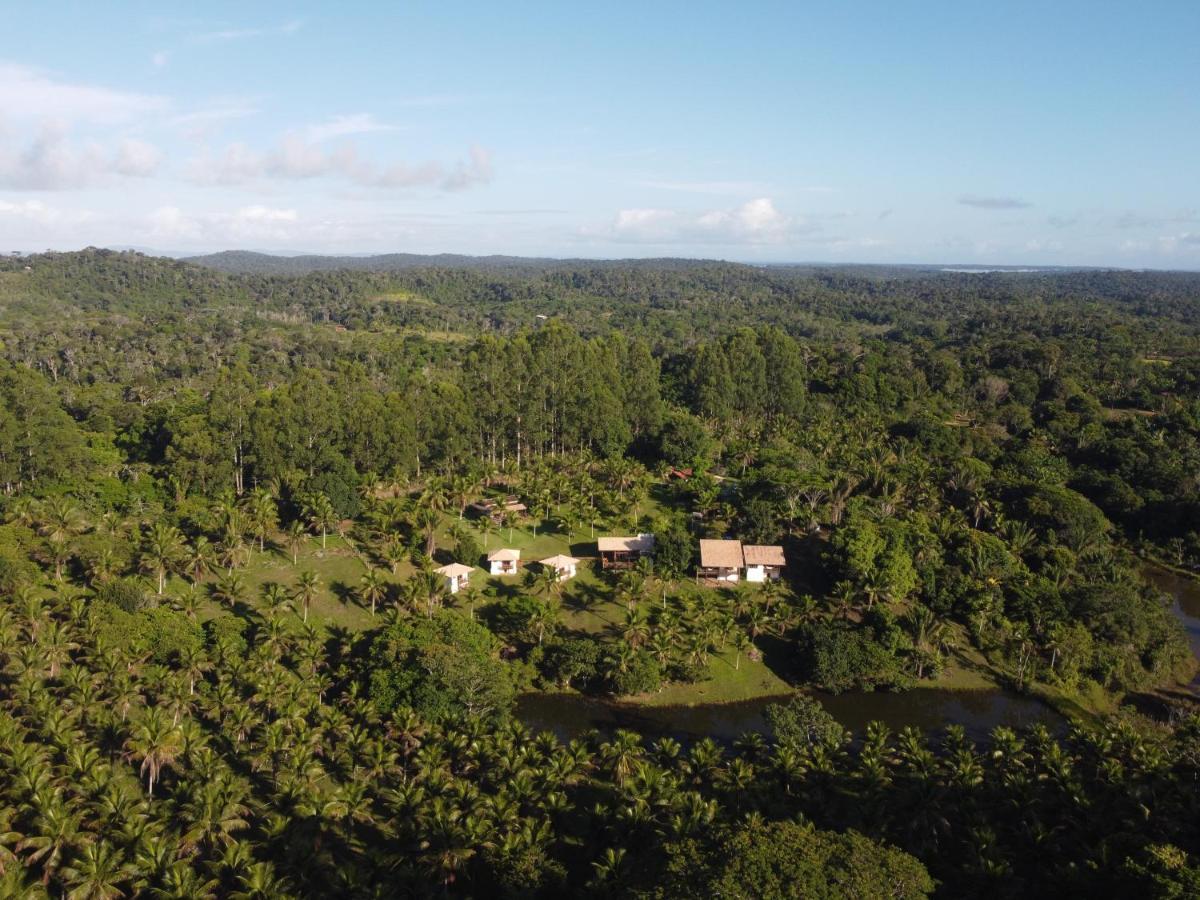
[1144,564,1200,689]
[516,685,1058,745]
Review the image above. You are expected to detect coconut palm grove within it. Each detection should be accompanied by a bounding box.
[0,250,1196,896]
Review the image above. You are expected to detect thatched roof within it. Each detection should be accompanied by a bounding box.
[699,539,743,569]
[539,554,579,569]
[487,548,521,562]
[742,545,785,567]
[434,563,474,578]
[597,534,655,553]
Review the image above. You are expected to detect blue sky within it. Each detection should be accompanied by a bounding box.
[1,1,1197,266]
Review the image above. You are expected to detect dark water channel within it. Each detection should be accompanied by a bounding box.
[1145,565,1200,688]
[516,685,1058,745]
[517,567,1200,745]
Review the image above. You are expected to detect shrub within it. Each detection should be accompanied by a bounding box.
[765,694,846,749]
[607,649,662,695]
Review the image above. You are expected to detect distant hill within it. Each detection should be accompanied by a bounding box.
[182,250,567,275]
[182,250,777,276]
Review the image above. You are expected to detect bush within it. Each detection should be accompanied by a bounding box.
[539,637,601,690]
[606,649,662,695]
[659,819,933,898]
[97,576,154,613]
[368,611,516,721]
[204,615,248,659]
[92,602,203,662]
[799,622,910,694]
[453,531,482,567]
[765,694,846,749]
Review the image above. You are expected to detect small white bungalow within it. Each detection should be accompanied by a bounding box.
[742,545,786,582]
[539,554,580,581]
[487,548,521,576]
[698,539,744,583]
[434,562,474,594]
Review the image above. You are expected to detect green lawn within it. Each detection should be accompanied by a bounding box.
[167,495,1023,709]
[631,646,793,707]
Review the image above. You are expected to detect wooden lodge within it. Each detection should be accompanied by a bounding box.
[467,496,528,524]
[698,539,744,583]
[597,533,655,569]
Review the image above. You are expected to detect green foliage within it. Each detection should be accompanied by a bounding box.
[658,819,933,899]
[96,576,154,613]
[799,621,911,694]
[368,611,516,720]
[452,530,482,567]
[92,602,203,662]
[652,515,695,579]
[539,637,602,689]
[765,694,847,749]
[606,648,662,695]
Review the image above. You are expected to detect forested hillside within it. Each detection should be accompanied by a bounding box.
[0,248,1199,896]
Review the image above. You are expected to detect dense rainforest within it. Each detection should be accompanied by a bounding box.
[0,247,1198,896]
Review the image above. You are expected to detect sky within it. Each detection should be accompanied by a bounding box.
[0,1,1198,267]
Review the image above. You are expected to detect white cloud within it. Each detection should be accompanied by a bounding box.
[638,179,767,196]
[0,125,163,189]
[958,194,1032,210]
[0,62,167,124]
[113,138,162,177]
[305,113,398,143]
[185,136,493,191]
[151,51,169,68]
[193,19,304,43]
[170,103,259,139]
[0,198,92,226]
[608,197,799,245]
[696,197,789,238]
[147,204,300,242]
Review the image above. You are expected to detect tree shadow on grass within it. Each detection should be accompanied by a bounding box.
[329,579,357,609]
[755,633,802,686]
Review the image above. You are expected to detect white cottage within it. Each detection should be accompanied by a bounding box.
[539,554,580,581]
[434,562,474,594]
[487,548,520,576]
[742,545,786,582]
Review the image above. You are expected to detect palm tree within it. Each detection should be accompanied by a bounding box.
[460,585,482,621]
[416,570,446,619]
[260,583,292,618]
[244,487,278,553]
[184,536,215,585]
[733,631,753,670]
[284,520,307,566]
[380,539,406,576]
[140,522,185,595]
[478,516,497,549]
[60,839,135,899]
[211,570,247,609]
[86,548,119,587]
[622,606,650,649]
[501,508,520,544]
[359,568,387,617]
[303,493,338,550]
[38,497,87,579]
[414,506,440,556]
[294,570,321,624]
[125,707,183,797]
